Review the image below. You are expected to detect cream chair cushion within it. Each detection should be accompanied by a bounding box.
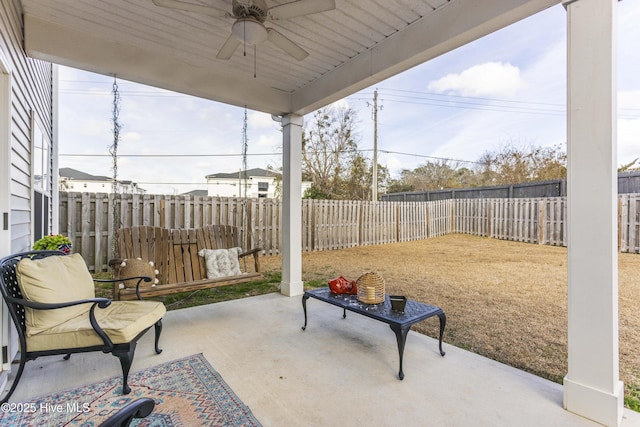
[16,254,95,336]
[26,300,166,352]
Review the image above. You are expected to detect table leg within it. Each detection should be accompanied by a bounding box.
[437,312,446,356]
[301,295,310,330]
[389,324,410,380]
[343,308,347,319]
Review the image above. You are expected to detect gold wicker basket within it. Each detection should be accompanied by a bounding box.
[356,272,385,304]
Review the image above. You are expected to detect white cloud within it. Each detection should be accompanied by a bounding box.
[618,90,640,166]
[618,118,640,166]
[330,99,350,110]
[255,133,280,149]
[248,111,278,129]
[427,62,525,98]
[122,132,142,142]
[619,90,640,110]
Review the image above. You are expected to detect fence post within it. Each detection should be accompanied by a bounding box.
[425,201,430,237]
[450,199,454,233]
[159,199,166,229]
[487,200,492,238]
[538,200,545,245]
[617,195,623,252]
[395,203,400,242]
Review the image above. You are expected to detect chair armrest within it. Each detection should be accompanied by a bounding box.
[99,397,155,427]
[239,247,262,258]
[96,276,152,301]
[5,296,115,349]
[4,295,111,311]
[239,248,262,273]
[95,276,152,285]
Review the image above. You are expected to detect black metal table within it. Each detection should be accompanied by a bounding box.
[301,287,446,380]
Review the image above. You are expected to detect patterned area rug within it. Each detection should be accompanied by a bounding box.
[0,353,262,426]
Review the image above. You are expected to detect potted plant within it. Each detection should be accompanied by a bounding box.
[33,234,73,254]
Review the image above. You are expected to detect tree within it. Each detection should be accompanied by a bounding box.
[474,143,566,186]
[619,158,640,172]
[266,164,282,198]
[387,160,474,192]
[341,152,370,200]
[385,143,568,194]
[302,105,367,199]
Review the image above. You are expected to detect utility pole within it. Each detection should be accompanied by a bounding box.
[371,89,381,201]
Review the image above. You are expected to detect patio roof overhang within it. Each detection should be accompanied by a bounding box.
[21,0,559,116]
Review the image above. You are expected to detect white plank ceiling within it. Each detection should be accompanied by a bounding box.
[19,0,559,115]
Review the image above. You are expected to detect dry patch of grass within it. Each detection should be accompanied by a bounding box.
[261,234,640,408]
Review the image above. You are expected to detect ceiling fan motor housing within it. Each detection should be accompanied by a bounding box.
[232,0,268,22]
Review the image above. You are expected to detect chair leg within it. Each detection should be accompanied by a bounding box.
[154,319,163,354]
[0,353,27,405]
[113,343,137,395]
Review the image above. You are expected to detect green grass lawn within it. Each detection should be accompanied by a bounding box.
[93,271,327,311]
[93,271,282,309]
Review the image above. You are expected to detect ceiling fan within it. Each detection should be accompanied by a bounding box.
[152,0,336,61]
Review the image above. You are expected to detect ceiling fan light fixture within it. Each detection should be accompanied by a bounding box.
[232,18,268,45]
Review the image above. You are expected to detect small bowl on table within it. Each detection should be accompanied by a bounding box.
[389,295,407,313]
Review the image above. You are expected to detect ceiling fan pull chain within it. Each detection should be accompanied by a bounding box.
[254,45,257,78]
[243,19,247,56]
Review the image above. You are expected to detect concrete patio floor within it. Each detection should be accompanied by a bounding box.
[7,293,640,426]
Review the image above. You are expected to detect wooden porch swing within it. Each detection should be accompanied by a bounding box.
[110,107,262,301]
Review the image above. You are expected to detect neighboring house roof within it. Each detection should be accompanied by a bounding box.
[205,168,280,180]
[181,189,208,196]
[59,167,112,181]
[59,168,144,191]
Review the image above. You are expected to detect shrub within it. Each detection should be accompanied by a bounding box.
[33,234,73,254]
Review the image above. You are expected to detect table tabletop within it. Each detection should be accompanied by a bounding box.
[303,287,444,328]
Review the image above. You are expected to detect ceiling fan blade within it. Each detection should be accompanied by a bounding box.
[268,0,336,20]
[216,34,242,60]
[266,28,308,61]
[152,0,230,18]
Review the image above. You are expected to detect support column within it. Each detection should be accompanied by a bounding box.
[280,114,303,296]
[563,1,622,426]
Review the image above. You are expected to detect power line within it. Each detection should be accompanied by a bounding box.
[60,150,482,165]
[59,89,186,98]
[375,87,565,107]
[351,96,566,117]
[59,153,278,157]
[355,88,640,118]
[377,149,484,165]
[59,85,640,118]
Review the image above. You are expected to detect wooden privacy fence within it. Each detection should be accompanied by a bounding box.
[58,192,640,272]
[453,197,567,246]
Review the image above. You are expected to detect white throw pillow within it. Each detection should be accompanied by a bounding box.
[198,248,242,278]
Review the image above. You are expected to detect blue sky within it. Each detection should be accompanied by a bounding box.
[58,2,640,195]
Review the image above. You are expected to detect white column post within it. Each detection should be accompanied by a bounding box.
[51,65,60,234]
[280,113,303,296]
[563,1,622,426]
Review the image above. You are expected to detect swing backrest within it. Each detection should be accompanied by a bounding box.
[116,225,244,285]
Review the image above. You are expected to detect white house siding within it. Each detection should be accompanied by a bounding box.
[1,0,54,254]
[207,177,311,198]
[61,180,146,194]
[0,0,54,391]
